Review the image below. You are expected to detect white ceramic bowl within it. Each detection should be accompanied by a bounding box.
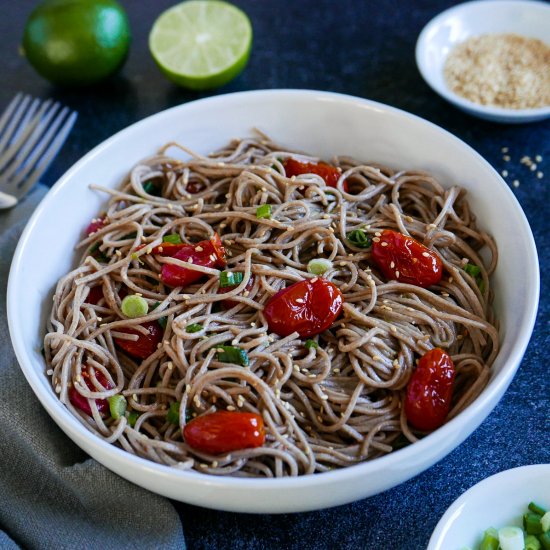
[428,464,550,549]
[416,0,550,123]
[7,90,539,513]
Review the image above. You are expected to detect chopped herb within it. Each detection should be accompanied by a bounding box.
[158,317,168,330]
[121,295,149,318]
[186,323,203,333]
[464,263,481,277]
[216,345,249,367]
[256,204,272,219]
[166,401,180,425]
[89,242,110,263]
[219,271,244,288]
[162,234,182,244]
[307,258,333,275]
[304,339,319,350]
[347,229,371,248]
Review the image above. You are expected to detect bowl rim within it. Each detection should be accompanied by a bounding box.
[427,464,550,549]
[415,0,550,120]
[7,89,541,499]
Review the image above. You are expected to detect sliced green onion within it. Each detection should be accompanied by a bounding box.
[89,242,110,263]
[524,513,544,535]
[166,401,180,425]
[186,323,203,333]
[256,204,272,219]
[464,263,481,277]
[216,345,249,367]
[525,535,542,550]
[143,180,161,196]
[479,528,499,550]
[540,532,550,550]
[498,526,525,550]
[158,317,168,330]
[529,503,548,517]
[108,395,127,420]
[304,339,319,350]
[542,512,550,533]
[126,411,139,427]
[219,271,244,288]
[347,229,371,248]
[307,258,333,275]
[121,295,149,318]
[162,234,182,244]
[477,278,486,294]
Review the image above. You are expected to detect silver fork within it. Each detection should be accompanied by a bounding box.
[0,93,77,209]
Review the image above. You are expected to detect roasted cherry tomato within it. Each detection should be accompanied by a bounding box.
[283,158,349,192]
[85,285,104,305]
[217,276,255,309]
[183,410,265,455]
[371,229,443,288]
[160,233,226,288]
[263,278,343,338]
[404,348,455,431]
[114,321,163,360]
[69,364,113,416]
[85,217,105,236]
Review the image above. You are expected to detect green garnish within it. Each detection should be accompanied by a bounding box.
[166,401,180,425]
[186,323,203,333]
[479,527,499,550]
[304,339,319,350]
[307,258,333,275]
[529,503,548,517]
[108,395,127,420]
[464,263,481,277]
[347,229,371,248]
[162,234,182,244]
[126,411,139,427]
[525,535,542,550]
[121,295,149,318]
[256,204,272,219]
[89,241,109,263]
[143,180,161,196]
[525,514,544,535]
[158,317,168,330]
[219,271,244,288]
[216,345,249,367]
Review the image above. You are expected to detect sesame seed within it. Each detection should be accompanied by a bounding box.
[199,463,208,469]
[372,355,382,361]
[308,374,316,378]
[46,369,53,376]
[333,368,340,374]
[115,250,122,257]
[219,223,226,229]
[395,270,400,278]
[227,405,236,411]
[375,231,382,237]
[390,261,395,268]
[133,394,138,401]
[293,364,300,372]
[250,322,256,327]
[182,294,190,299]
[381,242,388,247]
[339,261,346,266]
[188,257,194,264]
[212,460,219,468]
[185,384,191,392]
[167,362,173,370]
[390,326,397,333]
[422,252,430,257]
[55,385,61,393]
[320,394,328,400]
[196,246,203,252]
[372,237,380,243]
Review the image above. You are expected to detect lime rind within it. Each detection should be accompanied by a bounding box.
[149,0,253,90]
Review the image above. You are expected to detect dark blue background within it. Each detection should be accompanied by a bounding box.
[1,1,548,548]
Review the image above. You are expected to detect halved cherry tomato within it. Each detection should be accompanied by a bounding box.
[217,276,255,309]
[85,217,105,236]
[85,285,104,305]
[263,278,343,338]
[283,158,349,192]
[114,321,163,360]
[183,410,265,455]
[69,364,113,416]
[151,242,187,256]
[161,233,226,288]
[404,348,455,431]
[371,229,443,288]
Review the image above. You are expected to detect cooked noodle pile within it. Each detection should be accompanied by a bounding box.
[45,134,499,477]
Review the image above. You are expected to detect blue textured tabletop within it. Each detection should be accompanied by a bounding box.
[1,1,548,549]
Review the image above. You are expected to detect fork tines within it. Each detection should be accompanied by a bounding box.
[0,93,77,202]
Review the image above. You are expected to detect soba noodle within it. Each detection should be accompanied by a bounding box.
[44,134,498,477]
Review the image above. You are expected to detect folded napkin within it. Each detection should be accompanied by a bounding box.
[0,186,185,549]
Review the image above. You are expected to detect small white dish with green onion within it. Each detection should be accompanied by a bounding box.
[428,464,550,550]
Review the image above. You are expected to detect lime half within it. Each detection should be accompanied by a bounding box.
[149,0,252,90]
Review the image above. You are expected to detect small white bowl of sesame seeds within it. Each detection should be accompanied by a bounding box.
[416,0,550,123]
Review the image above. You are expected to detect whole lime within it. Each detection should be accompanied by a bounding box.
[22,0,131,86]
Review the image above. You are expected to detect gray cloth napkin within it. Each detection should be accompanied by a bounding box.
[0,185,185,550]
